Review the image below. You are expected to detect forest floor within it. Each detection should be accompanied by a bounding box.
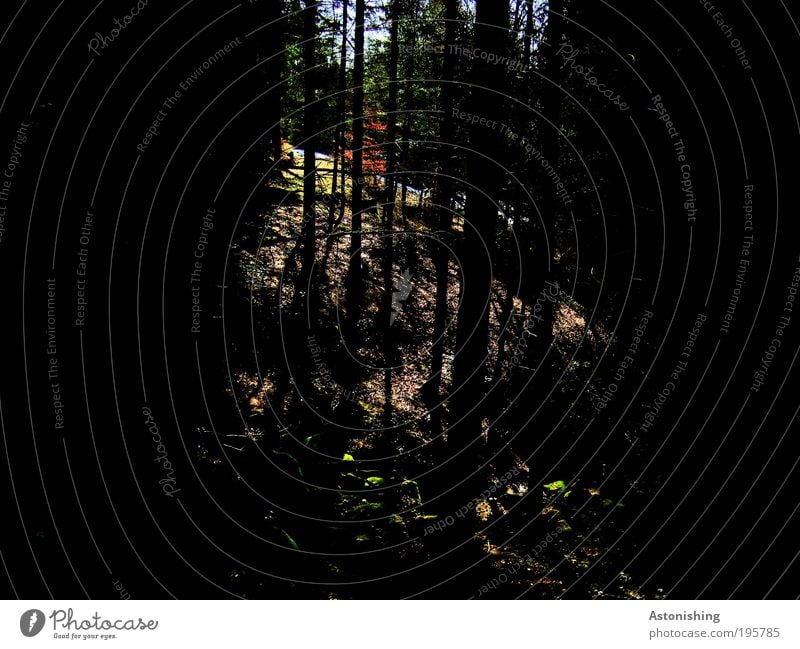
[201,155,658,599]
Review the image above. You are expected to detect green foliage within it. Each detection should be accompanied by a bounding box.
[402,479,422,505]
[351,500,384,514]
[281,529,300,550]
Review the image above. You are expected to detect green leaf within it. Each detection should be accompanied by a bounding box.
[281,530,300,550]
[365,476,385,487]
[544,480,566,492]
[342,453,355,462]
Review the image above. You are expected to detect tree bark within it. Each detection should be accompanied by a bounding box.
[451,0,510,442]
[265,0,285,166]
[301,0,318,291]
[382,0,401,427]
[425,0,459,434]
[329,0,349,232]
[347,0,367,313]
[528,0,564,372]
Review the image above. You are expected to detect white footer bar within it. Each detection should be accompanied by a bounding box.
[1,600,796,648]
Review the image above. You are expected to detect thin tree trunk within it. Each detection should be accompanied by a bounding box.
[528,0,563,372]
[425,0,458,434]
[398,0,418,229]
[265,0,285,167]
[496,0,535,378]
[329,0,349,232]
[347,0,367,314]
[301,0,318,291]
[275,0,316,414]
[382,0,401,427]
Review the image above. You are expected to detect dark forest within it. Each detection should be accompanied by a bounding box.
[1,0,799,601]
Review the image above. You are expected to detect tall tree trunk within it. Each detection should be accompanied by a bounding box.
[275,0,316,416]
[382,0,401,427]
[529,0,564,372]
[399,3,416,228]
[347,0,367,314]
[376,0,400,427]
[301,0,318,291]
[425,0,458,434]
[451,0,510,442]
[329,0,349,233]
[495,0,535,378]
[265,0,285,166]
